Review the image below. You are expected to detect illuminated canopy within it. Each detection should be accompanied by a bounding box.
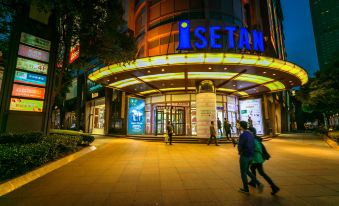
[88,53,308,97]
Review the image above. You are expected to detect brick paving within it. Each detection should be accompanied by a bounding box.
[1,134,339,206]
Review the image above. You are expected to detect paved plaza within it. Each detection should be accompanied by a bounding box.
[1,134,339,206]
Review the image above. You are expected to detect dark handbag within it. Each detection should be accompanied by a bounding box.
[260,142,271,160]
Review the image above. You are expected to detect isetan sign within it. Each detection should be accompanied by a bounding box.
[177,20,265,52]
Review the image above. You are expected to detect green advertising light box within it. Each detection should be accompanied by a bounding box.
[16,57,48,74]
[20,32,51,51]
[10,98,44,112]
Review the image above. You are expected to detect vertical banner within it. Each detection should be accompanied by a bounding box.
[9,33,50,113]
[127,97,145,135]
[239,99,264,135]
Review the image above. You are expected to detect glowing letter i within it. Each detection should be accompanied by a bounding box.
[177,20,192,50]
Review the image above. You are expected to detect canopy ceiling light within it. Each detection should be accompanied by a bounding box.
[88,53,308,96]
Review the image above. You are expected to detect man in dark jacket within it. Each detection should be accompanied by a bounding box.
[237,121,263,194]
[166,121,173,145]
[208,121,219,146]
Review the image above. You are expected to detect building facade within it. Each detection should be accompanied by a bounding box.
[309,0,339,69]
[78,0,308,137]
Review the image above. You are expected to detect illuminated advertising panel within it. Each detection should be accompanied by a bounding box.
[10,98,44,112]
[239,99,264,135]
[20,33,51,51]
[14,71,47,86]
[18,44,49,62]
[69,42,80,64]
[12,84,45,99]
[16,57,48,74]
[127,97,145,135]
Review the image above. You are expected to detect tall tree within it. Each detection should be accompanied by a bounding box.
[296,58,339,128]
[36,0,136,129]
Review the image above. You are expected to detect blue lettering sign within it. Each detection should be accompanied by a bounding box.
[252,30,265,52]
[210,26,222,49]
[177,20,192,50]
[194,27,208,49]
[225,26,236,49]
[177,20,265,52]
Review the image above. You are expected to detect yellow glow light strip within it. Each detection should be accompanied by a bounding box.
[140,72,184,82]
[234,74,273,84]
[140,87,196,95]
[265,82,285,91]
[89,53,308,85]
[107,71,286,92]
[217,88,249,96]
[109,78,140,88]
[188,72,237,79]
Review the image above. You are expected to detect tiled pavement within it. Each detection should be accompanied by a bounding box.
[1,134,339,206]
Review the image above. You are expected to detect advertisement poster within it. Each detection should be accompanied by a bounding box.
[239,99,264,135]
[12,84,45,99]
[16,57,48,74]
[20,33,51,51]
[14,71,47,86]
[10,98,44,112]
[18,44,49,62]
[127,97,145,135]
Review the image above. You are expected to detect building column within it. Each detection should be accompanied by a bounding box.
[195,80,217,138]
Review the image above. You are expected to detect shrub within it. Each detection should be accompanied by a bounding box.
[81,134,95,145]
[0,133,85,182]
[49,129,95,145]
[0,132,44,144]
[0,143,51,181]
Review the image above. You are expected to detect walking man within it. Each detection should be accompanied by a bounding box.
[224,119,236,147]
[238,121,263,194]
[223,118,232,140]
[208,121,219,146]
[248,127,280,195]
[217,118,222,136]
[166,121,173,145]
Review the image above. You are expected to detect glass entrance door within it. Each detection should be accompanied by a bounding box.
[227,111,238,135]
[156,110,164,135]
[172,107,185,136]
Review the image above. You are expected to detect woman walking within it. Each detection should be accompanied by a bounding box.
[248,127,280,195]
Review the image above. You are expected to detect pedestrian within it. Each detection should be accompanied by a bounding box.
[248,116,253,128]
[236,119,241,136]
[217,118,222,136]
[224,118,236,147]
[208,121,219,146]
[166,121,173,145]
[248,127,280,195]
[237,121,263,194]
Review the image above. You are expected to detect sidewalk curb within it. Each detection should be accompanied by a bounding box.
[0,146,96,197]
[324,135,339,150]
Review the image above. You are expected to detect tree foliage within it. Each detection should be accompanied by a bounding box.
[0,3,15,66]
[296,60,339,116]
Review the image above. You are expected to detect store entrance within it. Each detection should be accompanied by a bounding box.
[90,104,105,135]
[155,106,186,136]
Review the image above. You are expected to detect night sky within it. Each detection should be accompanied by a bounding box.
[281,0,319,77]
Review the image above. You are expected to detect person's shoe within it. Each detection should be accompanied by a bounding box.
[248,181,256,188]
[271,186,280,195]
[170,143,172,145]
[257,183,264,193]
[216,144,220,146]
[238,188,249,194]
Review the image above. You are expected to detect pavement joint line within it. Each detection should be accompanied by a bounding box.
[0,145,96,197]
